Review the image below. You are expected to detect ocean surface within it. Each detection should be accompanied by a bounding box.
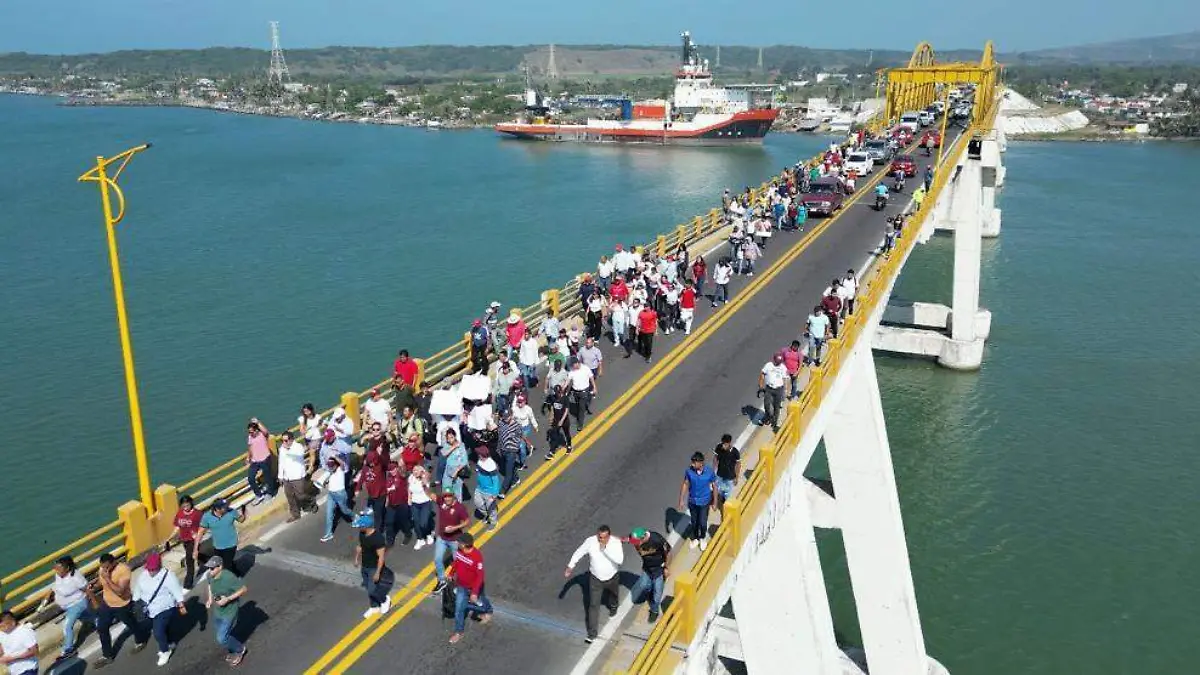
[4,92,1200,673]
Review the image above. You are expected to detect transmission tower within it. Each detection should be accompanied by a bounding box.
[546,43,560,80]
[757,47,764,72]
[268,21,290,83]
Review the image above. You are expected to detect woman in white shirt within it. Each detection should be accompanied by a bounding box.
[407,465,434,549]
[51,555,94,658]
[609,298,629,348]
[132,552,187,665]
[298,403,323,472]
[319,456,352,543]
[596,256,614,294]
[511,393,539,462]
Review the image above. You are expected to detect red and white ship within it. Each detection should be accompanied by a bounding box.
[495,32,779,145]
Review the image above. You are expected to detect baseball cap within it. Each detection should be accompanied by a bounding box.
[144,552,162,572]
[212,497,229,510]
[204,557,224,570]
[352,511,375,528]
[630,527,648,540]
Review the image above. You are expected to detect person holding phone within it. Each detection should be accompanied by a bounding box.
[204,557,248,666]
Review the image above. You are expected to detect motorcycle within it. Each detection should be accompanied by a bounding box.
[874,193,888,211]
[891,175,906,193]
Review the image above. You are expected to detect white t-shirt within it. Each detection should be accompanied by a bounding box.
[713,265,732,285]
[512,403,538,429]
[568,367,593,391]
[363,398,393,427]
[53,571,88,610]
[841,277,858,297]
[298,414,321,442]
[598,260,615,279]
[277,440,308,482]
[761,362,789,388]
[325,465,346,493]
[408,474,431,504]
[518,337,540,367]
[0,624,38,675]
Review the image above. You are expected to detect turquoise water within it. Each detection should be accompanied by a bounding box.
[6,91,1200,672]
[811,139,1200,673]
[0,93,826,563]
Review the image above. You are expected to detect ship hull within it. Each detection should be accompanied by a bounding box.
[495,109,778,145]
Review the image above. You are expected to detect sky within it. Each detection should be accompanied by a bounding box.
[1,0,1195,55]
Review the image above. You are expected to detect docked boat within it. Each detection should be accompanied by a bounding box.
[495,31,779,145]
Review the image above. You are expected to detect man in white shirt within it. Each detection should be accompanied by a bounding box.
[0,612,37,675]
[758,353,790,432]
[567,360,597,429]
[362,389,394,434]
[565,525,625,642]
[329,407,355,445]
[712,259,733,307]
[839,269,858,316]
[277,431,314,522]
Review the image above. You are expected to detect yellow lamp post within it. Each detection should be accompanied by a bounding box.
[78,144,155,512]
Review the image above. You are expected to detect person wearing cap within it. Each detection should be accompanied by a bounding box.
[362,388,394,435]
[93,552,148,666]
[357,437,391,533]
[472,447,501,528]
[245,418,275,506]
[432,489,470,594]
[758,352,790,432]
[469,318,490,374]
[204,556,248,666]
[318,426,351,472]
[448,533,493,644]
[625,528,671,623]
[490,353,520,414]
[319,455,352,543]
[484,302,504,356]
[328,407,355,446]
[578,273,597,307]
[132,551,187,666]
[354,510,394,618]
[197,498,246,576]
[565,525,625,642]
[170,494,203,590]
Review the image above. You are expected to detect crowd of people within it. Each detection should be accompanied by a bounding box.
[4,129,937,670]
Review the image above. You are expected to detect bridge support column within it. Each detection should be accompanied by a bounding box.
[824,344,932,675]
[730,466,841,674]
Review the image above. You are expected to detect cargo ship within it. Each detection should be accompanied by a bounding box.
[495,32,779,145]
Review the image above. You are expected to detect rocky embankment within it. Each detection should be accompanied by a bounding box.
[997,89,1089,136]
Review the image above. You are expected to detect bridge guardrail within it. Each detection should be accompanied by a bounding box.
[624,108,993,674]
[3,141,867,624]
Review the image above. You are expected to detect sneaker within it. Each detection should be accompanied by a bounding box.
[648,610,660,623]
[449,632,464,644]
[544,452,555,461]
[156,650,173,667]
[363,606,380,618]
[433,580,448,595]
[584,636,596,644]
[480,613,493,625]
[94,656,113,669]
[132,641,148,653]
[644,357,651,363]
[229,647,247,667]
[414,538,427,551]
[425,536,435,546]
[699,538,708,552]
[379,595,392,615]
[689,539,698,550]
[608,605,618,618]
[320,534,334,543]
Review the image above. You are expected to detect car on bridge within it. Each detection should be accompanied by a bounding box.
[891,126,915,146]
[798,177,847,216]
[920,130,942,148]
[843,151,874,176]
[890,155,917,177]
[898,112,921,133]
[862,139,895,165]
[917,110,935,127]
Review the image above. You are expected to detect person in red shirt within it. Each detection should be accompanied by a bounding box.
[448,533,492,643]
[691,257,707,301]
[170,494,203,589]
[609,276,629,304]
[358,440,390,536]
[392,349,419,388]
[433,491,470,593]
[781,340,805,399]
[384,462,412,547]
[636,302,659,364]
[680,283,697,335]
[400,436,424,473]
[820,284,843,339]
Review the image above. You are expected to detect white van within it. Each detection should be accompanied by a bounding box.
[917,110,934,126]
[899,112,921,133]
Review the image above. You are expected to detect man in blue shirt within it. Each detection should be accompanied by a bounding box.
[196,499,246,577]
[806,305,831,366]
[678,452,717,552]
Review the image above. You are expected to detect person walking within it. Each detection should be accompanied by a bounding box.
[781,340,805,400]
[691,256,707,301]
[712,258,733,307]
[564,525,625,643]
[408,465,435,550]
[678,452,718,551]
[448,533,494,644]
[806,305,832,366]
[839,270,858,317]
[319,456,353,543]
[636,301,658,364]
[132,552,187,667]
[758,352,790,432]
[197,498,246,576]
[473,447,502,529]
[50,555,95,659]
[712,435,742,513]
[357,438,391,533]
[626,528,670,623]
[354,511,394,618]
[384,461,413,547]
[680,282,697,335]
[277,431,314,523]
[497,408,524,497]
[203,557,248,666]
[545,385,573,460]
[432,490,471,595]
[244,418,275,506]
[93,553,147,667]
[0,611,38,675]
[567,359,597,429]
[170,495,203,590]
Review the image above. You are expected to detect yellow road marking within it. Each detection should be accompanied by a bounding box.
[310,160,898,674]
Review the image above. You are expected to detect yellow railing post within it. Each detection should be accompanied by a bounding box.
[414,358,426,388]
[759,443,776,489]
[710,209,720,232]
[462,331,472,370]
[675,224,686,248]
[340,392,360,434]
[787,400,803,439]
[118,500,154,557]
[544,288,560,316]
[656,234,666,257]
[693,216,703,240]
[674,571,698,643]
[724,497,743,553]
[151,484,180,543]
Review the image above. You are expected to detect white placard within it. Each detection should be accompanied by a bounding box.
[458,374,491,402]
[429,389,463,416]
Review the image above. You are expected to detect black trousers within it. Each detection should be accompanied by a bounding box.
[585,573,621,638]
[637,332,654,359]
[182,539,197,588]
[97,602,146,658]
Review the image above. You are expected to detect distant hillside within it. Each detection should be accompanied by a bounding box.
[1012,30,1200,65]
[0,44,988,81]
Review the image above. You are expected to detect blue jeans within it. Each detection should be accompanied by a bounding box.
[631,572,665,614]
[324,489,351,537]
[61,598,95,653]
[247,459,276,498]
[807,336,825,364]
[361,567,393,607]
[149,607,174,653]
[518,363,537,389]
[454,585,494,633]
[434,538,459,583]
[411,501,433,539]
[502,452,520,495]
[495,394,511,415]
[213,615,244,654]
[716,477,735,501]
[694,278,704,299]
[714,283,729,304]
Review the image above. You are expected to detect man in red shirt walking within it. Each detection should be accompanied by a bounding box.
[680,282,697,336]
[392,349,419,389]
[636,301,659,364]
[170,495,202,590]
[448,533,493,643]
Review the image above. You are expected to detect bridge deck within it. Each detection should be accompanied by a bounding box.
[78,137,954,675]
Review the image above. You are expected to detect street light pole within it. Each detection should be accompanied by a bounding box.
[78,144,155,512]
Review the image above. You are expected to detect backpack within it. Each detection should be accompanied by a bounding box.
[471,326,489,348]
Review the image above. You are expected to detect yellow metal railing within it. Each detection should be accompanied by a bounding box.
[625,109,993,674]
